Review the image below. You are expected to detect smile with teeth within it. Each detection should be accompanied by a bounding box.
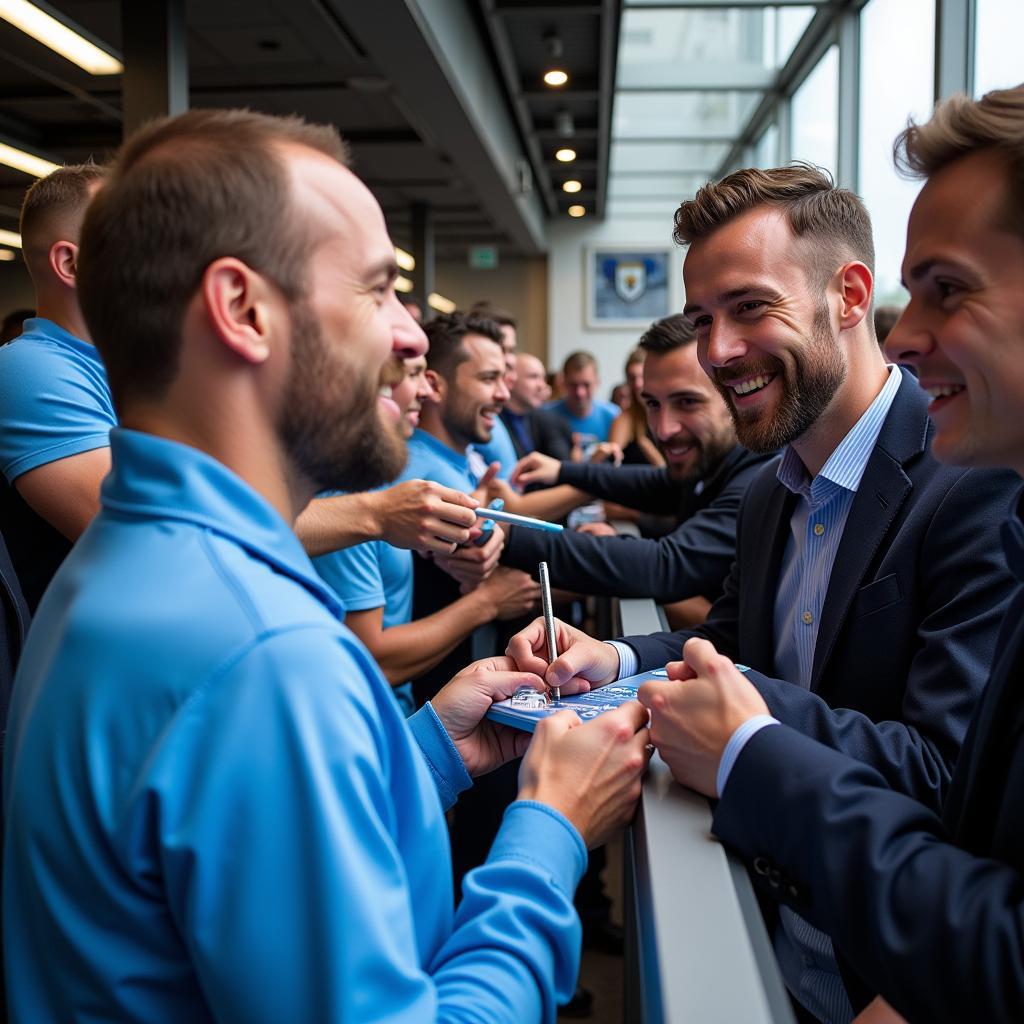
[729,373,776,397]
[925,384,964,400]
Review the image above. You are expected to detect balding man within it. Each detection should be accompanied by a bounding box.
[500,351,573,461]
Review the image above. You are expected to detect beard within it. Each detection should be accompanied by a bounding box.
[278,299,406,493]
[664,423,736,483]
[714,302,845,454]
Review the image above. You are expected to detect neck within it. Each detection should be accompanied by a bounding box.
[419,407,467,455]
[791,342,890,478]
[34,294,91,344]
[505,397,529,416]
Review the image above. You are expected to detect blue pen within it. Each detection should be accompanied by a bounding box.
[473,506,564,533]
[473,499,503,546]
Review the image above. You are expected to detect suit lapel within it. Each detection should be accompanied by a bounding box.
[810,373,926,692]
[742,480,797,674]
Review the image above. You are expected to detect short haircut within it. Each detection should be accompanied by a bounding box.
[19,163,107,281]
[423,311,503,381]
[624,346,645,370]
[673,163,875,292]
[470,301,517,331]
[562,350,597,377]
[895,84,1024,238]
[637,314,696,356]
[77,108,350,408]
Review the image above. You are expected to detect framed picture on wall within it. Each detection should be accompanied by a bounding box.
[586,247,672,328]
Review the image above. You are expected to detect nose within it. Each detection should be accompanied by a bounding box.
[649,406,679,443]
[495,376,511,403]
[391,295,427,359]
[883,305,932,367]
[703,320,747,369]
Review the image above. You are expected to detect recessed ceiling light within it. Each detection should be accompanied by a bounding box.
[555,148,576,163]
[428,292,456,314]
[544,69,568,87]
[0,248,16,261]
[395,247,415,272]
[0,140,59,178]
[562,180,582,194]
[0,0,123,75]
[0,229,22,248]
[568,205,585,218]
[395,275,414,293]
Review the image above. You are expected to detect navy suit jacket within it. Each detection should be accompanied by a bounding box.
[624,370,1018,809]
[712,496,1024,1021]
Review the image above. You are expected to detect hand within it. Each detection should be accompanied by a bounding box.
[576,521,617,537]
[637,637,769,797]
[434,524,505,589]
[432,656,546,776]
[477,567,541,621]
[470,462,501,505]
[518,702,652,848]
[511,451,561,490]
[374,479,478,554]
[588,441,623,466]
[506,616,619,695]
[851,997,909,1024]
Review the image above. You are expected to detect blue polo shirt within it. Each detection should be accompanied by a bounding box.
[0,317,115,483]
[3,428,586,1023]
[313,531,416,715]
[545,398,619,444]
[400,427,480,492]
[473,415,518,480]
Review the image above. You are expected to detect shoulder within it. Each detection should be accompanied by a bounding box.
[312,541,385,609]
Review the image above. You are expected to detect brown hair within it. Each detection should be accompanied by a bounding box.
[562,350,597,377]
[673,163,875,291]
[423,311,503,381]
[895,84,1024,237]
[470,301,517,331]
[637,314,696,356]
[77,108,350,407]
[20,162,108,280]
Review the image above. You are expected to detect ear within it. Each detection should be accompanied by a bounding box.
[835,261,873,331]
[201,257,276,365]
[48,240,79,289]
[423,368,445,405]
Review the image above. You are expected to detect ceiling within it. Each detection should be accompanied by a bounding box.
[0,0,620,262]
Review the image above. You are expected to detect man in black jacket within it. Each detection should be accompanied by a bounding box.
[505,314,771,606]
[500,351,574,462]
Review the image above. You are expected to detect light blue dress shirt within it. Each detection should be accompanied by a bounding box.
[545,398,619,444]
[3,428,586,1023]
[400,427,481,492]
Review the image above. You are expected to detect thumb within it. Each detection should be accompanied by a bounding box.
[485,671,546,701]
[680,636,721,676]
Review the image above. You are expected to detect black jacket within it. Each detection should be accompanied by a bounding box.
[500,407,573,462]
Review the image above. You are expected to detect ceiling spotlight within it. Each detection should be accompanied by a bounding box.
[562,180,582,194]
[555,147,576,163]
[0,248,15,260]
[543,30,567,87]
[555,109,575,138]
[568,205,585,218]
[544,69,568,87]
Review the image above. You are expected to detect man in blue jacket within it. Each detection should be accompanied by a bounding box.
[621,84,1024,1024]
[2,108,650,1024]
[510,161,1018,1020]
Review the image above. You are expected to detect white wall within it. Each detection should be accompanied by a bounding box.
[546,202,684,392]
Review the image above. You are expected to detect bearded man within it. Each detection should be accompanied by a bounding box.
[508,163,1018,1023]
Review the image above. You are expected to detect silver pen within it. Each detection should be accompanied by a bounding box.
[538,561,560,701]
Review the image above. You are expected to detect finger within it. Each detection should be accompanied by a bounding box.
[665,658,697,681]
[534,708,582,738]
[680,636,722,676]
[603,699,651,735]
[435,485,480,512]
[484,671,547,700]
[550,675,591,696]
[477,462,500,490]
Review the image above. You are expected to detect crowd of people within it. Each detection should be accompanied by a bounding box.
[0,82,1022,1024]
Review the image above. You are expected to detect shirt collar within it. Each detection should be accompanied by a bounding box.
[777,365,902,503]
[22,317,98,358]
[410,427,471,471]
[101,428,344,618]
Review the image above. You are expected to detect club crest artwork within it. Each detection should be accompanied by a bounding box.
[588,248,672,326]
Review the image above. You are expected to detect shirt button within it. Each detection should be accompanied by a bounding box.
[813,523,825,536]
[802,611,814,625]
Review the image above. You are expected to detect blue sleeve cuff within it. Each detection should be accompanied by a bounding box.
[407,702,473,811]
[491,800,588,898]
[606,640,636,679]
[716,715,780,797]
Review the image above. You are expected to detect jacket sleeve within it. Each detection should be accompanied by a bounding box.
[557,462,683,515]
[713,723,1024,1024]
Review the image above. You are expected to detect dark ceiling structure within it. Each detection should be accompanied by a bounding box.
[0,0,620,265]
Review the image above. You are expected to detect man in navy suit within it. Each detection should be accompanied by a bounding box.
[605,84,1024,1024]
[509,161,1018,1021]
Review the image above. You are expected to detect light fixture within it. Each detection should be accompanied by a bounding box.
[562,180,582,194]
[0,248,16,261]
[543,30,567,88]
[555,147,576,163]
[0,0,123,75]
[0,140,59,178]
[0,229,22,248]
[428,292,456,314]
[395,247,415,272]
[568,205,585,218]
[394,275,414,293]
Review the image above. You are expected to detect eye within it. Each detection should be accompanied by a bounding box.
[934,278,961,301]
[737,300,766,315]
[691,314,712,330]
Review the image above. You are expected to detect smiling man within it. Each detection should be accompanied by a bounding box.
[509,164,1018,1022]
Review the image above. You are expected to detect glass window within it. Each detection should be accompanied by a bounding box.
[614,90,759,139]
[608,173,709,199]
[790,45,838,177]
[753,122,779,168]
[610,141,729,175]
[859,0,934,306]
[974,0,1024,97]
